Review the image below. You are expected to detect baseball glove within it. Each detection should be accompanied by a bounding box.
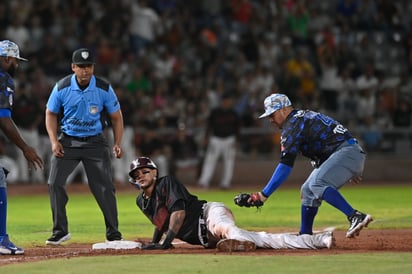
[234,192,264,208]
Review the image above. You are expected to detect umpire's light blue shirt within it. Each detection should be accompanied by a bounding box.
[46,74,120,137]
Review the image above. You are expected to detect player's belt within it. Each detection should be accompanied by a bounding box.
[62,132,101,142]
[198,208,208,246]
[347,138,358,145]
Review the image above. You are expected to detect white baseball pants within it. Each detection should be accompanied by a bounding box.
[204,202,330,249]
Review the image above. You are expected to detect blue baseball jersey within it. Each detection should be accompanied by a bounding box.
[280,109,353,166]
[46,74,120,137]
[0,68,14,118]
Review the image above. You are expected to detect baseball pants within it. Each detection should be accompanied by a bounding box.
[301,142,366,207]
[198,136,236,188]
[47,134,121,240]
[203,202,330,249]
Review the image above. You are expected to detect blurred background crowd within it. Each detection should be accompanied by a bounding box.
[0,0,411,184]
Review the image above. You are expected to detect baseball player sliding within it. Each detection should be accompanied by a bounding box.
[236,93,373,239]
[128,157,334,251]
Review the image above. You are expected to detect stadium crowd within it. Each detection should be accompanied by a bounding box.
[0,0,411,184]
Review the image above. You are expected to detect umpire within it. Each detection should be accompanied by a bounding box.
[45,48,124,245]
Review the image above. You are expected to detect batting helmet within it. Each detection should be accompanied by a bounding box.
[128,157,157,179]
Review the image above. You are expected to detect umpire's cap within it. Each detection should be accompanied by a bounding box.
[259,93,292,119]
[72,48,95,65]
[129,157,157,178]
[0,40,28,61]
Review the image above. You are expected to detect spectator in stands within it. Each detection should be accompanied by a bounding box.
[318,38,341,113]
[392,98,412,127]
[286,48,316,108]
[2,0,412,178]
[359,116,383,152]
[168,122,200,178]
[355,63,379,124]
[136,123,169,178]
[4,15,30,52]
[286,1,311,45]
[336,0,359,28]
[12,83,44,183]
[109,86,136,185]
[129,0,162,57]
[336,66,357,126]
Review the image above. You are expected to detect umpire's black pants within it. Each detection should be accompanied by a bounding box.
[47,134,122,241]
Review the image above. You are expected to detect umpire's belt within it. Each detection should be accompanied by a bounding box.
[198,208,208,246]
[63,132,101,142]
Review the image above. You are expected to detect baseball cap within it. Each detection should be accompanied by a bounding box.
[0,40,28,61]
[72,48,95,65]
[258,93,292,119]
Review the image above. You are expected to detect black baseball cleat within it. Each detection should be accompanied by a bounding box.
[346,210,373,238]
[46,233,71,245]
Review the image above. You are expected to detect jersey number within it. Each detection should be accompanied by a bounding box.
[318,114,347,134]
[333,124,347,134]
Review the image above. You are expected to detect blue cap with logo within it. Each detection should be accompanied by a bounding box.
[0,40,28,61]
[258,93,292,118]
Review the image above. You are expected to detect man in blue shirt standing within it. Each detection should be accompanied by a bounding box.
[0,40,44,255]
[45,48,124,245]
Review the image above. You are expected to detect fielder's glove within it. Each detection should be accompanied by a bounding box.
[234,192,264,208]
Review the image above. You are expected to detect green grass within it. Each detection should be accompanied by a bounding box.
[1,253,412,274]
[2,184,412,273]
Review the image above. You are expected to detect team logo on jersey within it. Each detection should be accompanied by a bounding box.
[280,136,286,152]
[81,51,89,60]
[89,106,98,114]
[7,87,14,106]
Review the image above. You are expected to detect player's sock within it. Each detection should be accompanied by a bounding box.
[299,205,318,235]
[0,187,7,235]
[322,187,354,216]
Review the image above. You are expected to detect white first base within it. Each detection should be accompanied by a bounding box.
[92,240,142,250]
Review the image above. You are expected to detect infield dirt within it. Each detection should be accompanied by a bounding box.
[1,183,411,266]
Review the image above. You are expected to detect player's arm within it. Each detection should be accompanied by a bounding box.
[0,116,28,151]
[151,228,163,244]
[142,201,186,250]
[109,109,124,158]
[259,153,296,201]
[161,207,186,248]
[0,116,44,170]
[45,109,64,158]
[259,163,292,201]
[45,109,59,143]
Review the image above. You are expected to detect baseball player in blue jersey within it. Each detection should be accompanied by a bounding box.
[0,40,44,255]
[241,93,373,239]
[45,48,124,245]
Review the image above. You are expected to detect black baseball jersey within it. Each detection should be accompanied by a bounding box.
[136,175,206,245]
[280,109,353,167]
